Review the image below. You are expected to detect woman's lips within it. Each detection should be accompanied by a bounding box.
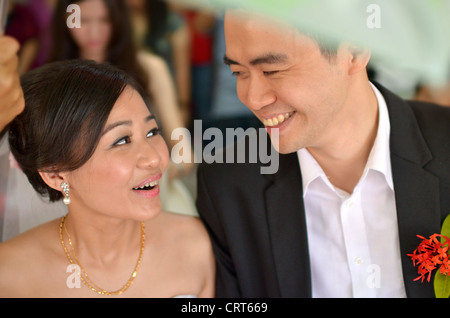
[133,185,160,199]
[133,174,162,189]
[132,174,162,199]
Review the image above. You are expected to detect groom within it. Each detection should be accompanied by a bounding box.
[196,10,450,297]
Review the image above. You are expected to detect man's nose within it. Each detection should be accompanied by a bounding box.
[239,75,276,111]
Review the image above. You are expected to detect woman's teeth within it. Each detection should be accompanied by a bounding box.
[133,180,159,190]
[262,113,292,127]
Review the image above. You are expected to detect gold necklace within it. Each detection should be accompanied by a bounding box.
[59,215,145,296]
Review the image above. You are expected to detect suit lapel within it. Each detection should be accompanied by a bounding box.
[264,152,311,297]
[380,84,441,297]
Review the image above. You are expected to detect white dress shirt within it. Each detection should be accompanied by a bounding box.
[298,84,406,298]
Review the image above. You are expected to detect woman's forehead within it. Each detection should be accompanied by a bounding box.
[106,86,152,122]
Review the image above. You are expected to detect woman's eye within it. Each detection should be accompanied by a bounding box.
[147,128,160,138]
[111,128,159,147]
[113,136,131,146]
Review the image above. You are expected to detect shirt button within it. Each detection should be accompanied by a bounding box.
[346,200,354,208]
[354,257,363,265]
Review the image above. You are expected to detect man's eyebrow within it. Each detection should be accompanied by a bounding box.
[223,55,239,65]
[249,53,288,66]
[224,53,288,66]
[102,114,156,136]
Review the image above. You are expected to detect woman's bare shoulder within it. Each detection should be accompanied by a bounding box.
[150,211,213,254]
[0,219,63,296]
[149,211,215,295]
[1,219,58,252]
[157,211,208,235]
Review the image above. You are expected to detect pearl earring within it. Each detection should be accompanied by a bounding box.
[61,182,71,205]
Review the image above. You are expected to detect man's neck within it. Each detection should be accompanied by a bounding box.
[307,81,379,194]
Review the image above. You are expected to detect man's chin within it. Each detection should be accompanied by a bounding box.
[266,124,303,155]
[269,138,301,155]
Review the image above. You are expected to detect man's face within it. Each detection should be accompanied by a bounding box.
[224,12,355,154]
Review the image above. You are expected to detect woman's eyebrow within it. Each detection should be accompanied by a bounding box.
[102,120,132,136]
[145,114,156,122]
[102,114,156,136]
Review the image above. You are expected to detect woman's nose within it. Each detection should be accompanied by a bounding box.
[137,141,162,169]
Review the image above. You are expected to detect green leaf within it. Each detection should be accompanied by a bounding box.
[440,214,450,244]
[435,214,450,298]
[434,271,450,298]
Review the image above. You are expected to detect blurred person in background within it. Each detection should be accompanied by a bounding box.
[49,0,186,153]
[126,0,192,126]
[127,1,217,131]
[415,80,450,107]
[183,7,215,126]
[4,0,40,75]
[3,0,57,72]
[26,0,57,70]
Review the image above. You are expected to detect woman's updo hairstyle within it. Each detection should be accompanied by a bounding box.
[9,59,150,202]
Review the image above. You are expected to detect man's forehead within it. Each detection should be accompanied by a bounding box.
[225,9,292,33]
[224,11,318,63]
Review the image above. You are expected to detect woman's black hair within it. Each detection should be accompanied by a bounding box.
[9,59,150,202]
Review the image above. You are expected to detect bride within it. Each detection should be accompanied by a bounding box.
[0,59,215,297]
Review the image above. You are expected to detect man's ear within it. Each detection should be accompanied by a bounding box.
[349,46,371,75]
[38,170,68,193]
[339,43,371,75]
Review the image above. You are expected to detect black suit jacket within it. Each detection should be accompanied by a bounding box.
[197,83,450,298]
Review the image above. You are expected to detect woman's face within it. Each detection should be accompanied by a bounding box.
[64,86,169,222]
[69,0,112,60]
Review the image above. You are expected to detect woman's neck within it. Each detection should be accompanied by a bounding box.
[62,211,143,266]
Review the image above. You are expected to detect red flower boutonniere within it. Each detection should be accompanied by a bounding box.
[408,214,450,298]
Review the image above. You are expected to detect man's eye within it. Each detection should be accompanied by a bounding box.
[231,71,241,77]
[263,71,279,76]
[147,128,160,138]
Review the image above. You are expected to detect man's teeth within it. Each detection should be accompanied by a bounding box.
[134,180,159,190]
[262,113,292,127]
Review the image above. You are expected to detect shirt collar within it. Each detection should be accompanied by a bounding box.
[298,82,394,195]
[366,82,393,190]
